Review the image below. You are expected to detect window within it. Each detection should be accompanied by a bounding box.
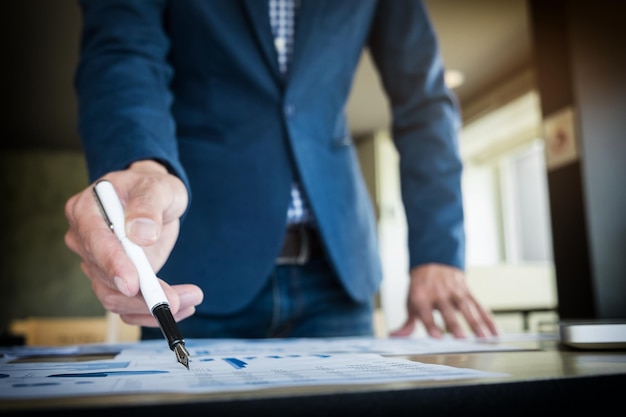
[499,141,553,263]
[460,90,553,266]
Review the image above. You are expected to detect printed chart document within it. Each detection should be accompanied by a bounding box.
[0,336,514,399]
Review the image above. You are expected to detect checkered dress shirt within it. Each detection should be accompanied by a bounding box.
[269,0,311,224]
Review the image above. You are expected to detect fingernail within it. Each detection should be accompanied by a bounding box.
[114,276,131,297]
[128,218,158,241]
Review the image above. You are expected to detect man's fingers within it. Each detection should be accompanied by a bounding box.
[121,306,197,328]
[174,284,204,312]
[389,318,416,337]
[92,279,202,319]
[470,301,500,336]
[438,300,466,338]
[66,191,141,296]
[413,302,443,339]
[90,277,150,315]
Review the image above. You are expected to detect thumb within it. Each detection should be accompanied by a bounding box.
[124,193,163,246]
[127,216,160,246]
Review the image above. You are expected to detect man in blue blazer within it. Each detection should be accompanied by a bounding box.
[65,0,498,339]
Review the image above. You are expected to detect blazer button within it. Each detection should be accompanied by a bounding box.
[284,104,295,117]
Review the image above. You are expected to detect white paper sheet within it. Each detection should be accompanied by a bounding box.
[0,336,512,399]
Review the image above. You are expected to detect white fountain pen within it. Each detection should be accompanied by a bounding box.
[93,179,190,370]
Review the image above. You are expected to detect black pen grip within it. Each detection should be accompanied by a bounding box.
[152,303,185,351]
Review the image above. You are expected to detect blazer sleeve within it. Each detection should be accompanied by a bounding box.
[367,0,466,271]
[75,0,189,190]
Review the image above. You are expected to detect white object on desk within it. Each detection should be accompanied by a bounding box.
[559,319,626,349]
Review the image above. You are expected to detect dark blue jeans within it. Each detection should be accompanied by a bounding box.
[142,257,375,340]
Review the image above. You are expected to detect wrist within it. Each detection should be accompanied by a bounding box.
[129,159,169,175]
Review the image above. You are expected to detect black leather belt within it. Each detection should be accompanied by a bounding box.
[276,225,325,265]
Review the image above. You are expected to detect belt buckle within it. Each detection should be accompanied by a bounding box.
[276,226,310,265]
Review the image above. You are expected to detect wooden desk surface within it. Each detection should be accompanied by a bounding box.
[2,337,625,416]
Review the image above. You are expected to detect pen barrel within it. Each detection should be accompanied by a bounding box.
[93,180,128,241]
[120,237,168,310]
[93,180,187,359]
[152,303,185,350]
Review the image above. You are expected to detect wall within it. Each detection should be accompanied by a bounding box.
[0,151,104,333]
[0,1,96,335]
[2,0,82,150]
[529,0,626,319]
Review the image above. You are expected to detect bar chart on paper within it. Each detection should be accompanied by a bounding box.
[0,337,517,399]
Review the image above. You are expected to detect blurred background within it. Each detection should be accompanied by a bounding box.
[1,0,624,345]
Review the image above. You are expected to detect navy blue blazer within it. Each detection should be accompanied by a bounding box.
[75,0,465,315]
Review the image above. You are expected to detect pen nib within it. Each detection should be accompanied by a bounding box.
[173,343,190,370]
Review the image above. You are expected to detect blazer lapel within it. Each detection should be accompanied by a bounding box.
[289,0,324,80]
[240,0,282,82]
[241,0,327,87]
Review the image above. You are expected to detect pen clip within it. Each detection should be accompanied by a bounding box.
[93,184,115,232]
